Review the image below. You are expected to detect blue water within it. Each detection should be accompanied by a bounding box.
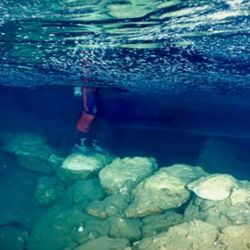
[0,0,250,249]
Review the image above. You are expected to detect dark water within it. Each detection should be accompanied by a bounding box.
[0,0,250,249]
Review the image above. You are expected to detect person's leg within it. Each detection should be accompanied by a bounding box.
[75,130,88,146]
[85,116,98,146]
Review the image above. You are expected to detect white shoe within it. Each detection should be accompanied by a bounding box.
[75,138,90,152]
[74,143,90,152]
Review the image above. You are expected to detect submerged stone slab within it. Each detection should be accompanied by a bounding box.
[58,153,105,181]
[99,157,157,194]
[125,168,191,218]
[3,133,63,174]
[187,174,236,201]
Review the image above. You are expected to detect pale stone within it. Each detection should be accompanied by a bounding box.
[188,174,235,201]
[62,153,103,172]
[58,153,105,181]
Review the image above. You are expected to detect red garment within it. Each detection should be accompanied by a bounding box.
[77,112,96,133]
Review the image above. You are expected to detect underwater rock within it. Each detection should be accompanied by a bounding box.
[162,164,208,183]
[35,176,64,205]
[3,133,63,174]
[187,174,236,201]
[27,205,89,250]
[74,236,130,250]
[125,167,191,218]
[0,225,27,250]
[230,180,250,205]
[185,179,250,227]
[72,178,105,205]
[142,211,183,237]
[108,215,142,241]
[86,194,130,219]
[57,153,105,182]
[99,157,157,194]
[132,220,219,250]
[136,220,250,250]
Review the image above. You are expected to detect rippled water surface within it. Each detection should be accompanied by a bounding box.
[0,0,249,92]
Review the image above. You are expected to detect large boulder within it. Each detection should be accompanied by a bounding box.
[3,133,63,174]
[132,220,219,250]
[187,174,236,201]
[99,157,157,194]
[218,225,250,250]
[185,179,250,227]
[133,220,250,250]
[125,167,191,218]
[58,153,105,182]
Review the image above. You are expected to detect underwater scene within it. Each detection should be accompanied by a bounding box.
[0,0,250,249]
